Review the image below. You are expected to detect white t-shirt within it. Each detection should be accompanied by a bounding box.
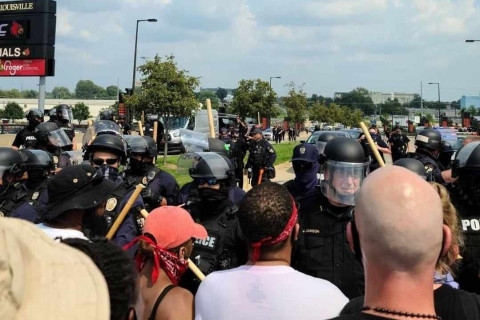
[195,265,348,320]
[37,223,89,241]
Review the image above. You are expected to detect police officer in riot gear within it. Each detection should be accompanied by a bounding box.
[449,141,480,293]
[284,143,320,199]
[116,114,131,135]
[245,128,277,186]
[292,138,368,298]
[388,126,410,162]
[84,134,144,249]
[9,149,55,222]
[438,141,455,170]
[99,109,114,121]
[34,122,73,169]
[12,108,43,150]
[358,126,390,172]
[231,128,248,188]
[409,128,448,184]
[393,158,428,179]
[123,135,179,211]
[50,104,75,150]
[316,132,340,155]
[180,152,246,293]
[0,148,27,217]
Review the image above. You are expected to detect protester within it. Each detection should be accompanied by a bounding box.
[123,206,207,320]
[12,108,43,150]
[332,166,449,320]
[284,143,320,199]
[123,135,179,210]
[63,238,141,320]
[37,164,116,240]
[0,217,110,320]
[195,182,348,320]
[245,128,277,186]
[292,138,368,298]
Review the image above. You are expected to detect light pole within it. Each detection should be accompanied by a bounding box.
[131,19,157,95]
[269,76,281,90]
[428,82,441,126]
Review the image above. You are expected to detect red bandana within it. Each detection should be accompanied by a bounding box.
[250,197,298,262]
[123,235,188,286]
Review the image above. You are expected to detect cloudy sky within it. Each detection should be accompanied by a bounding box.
[1,0,480,101]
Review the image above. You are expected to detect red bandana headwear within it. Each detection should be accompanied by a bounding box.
[123,235,188,285]
[250,197,298,262]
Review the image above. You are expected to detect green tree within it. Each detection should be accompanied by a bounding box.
[106,85,118,98]
[127,55,199,164]
[467,106,477,117]
[309,102,331,124]
[379,98,409,115]
[3,102,24,122]
[22,90,38,98]
[335,87,374,115]
[283,82,307,125]
[231,79,279,120]
[75,80,108,99]
[52,86,73,99]
[72,102,91,124]
[216,87,228,102]
[196,91,219,109]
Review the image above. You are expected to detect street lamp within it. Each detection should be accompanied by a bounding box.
[269,76,281,90]
[428,82,441,126]
[131,19,157,95]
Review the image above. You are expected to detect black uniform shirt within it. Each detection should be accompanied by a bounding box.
[292,190,364,299]
[246,139,277,169]
[12,126,37,149]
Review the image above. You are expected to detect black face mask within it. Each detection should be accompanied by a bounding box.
[28,119,41,129]
[26,170,46,188]
[129,157,151,175]
[97,165,119,182]
[198,187,230,214]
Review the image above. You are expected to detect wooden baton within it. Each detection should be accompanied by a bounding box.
[138,121,144,136]
[206,99,216,138]
[105,184,144,240]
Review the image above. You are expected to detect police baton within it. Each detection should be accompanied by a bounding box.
[138,121,144,136]
[359,122,385,167]
[258,168,264,185]
[105,184,144,240]
[138,206,207,281]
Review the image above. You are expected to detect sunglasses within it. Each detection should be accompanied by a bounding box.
[195,178,219,186]
[92,158,118,166]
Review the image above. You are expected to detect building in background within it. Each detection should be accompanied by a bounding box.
[460,95,480,109]
[334,91,416,105]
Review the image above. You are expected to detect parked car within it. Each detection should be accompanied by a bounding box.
[263,128,273,140]
[304,130,350,144]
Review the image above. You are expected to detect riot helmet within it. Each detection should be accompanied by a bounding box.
[82,120,123,149]
[48,107,57,122]
[452,141,480,206]
[20,149,55,184]
[320,138,368,206]
[178,152,234,185]
[393,158,428,180]
[124,135,157,174]
[84,134,127,165]
[415,129,442,151]
[316,132,339,155]
[34,122,73,150]
[99,110,114,121]
[0,148,26,186]
[26,108,44,128]
[55,104,73,124]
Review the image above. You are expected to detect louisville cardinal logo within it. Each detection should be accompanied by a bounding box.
[22,48,30,56]
[10,21,24,38]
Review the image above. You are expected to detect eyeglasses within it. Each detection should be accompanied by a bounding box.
[195,178,219,186]
[92,158,118,166]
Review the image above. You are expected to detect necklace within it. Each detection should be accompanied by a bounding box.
[361,306,442,320]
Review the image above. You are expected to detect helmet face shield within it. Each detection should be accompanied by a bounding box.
[321,160,369,206]
[58,109,73,122]
[47,129,72,148]
[82,120,122,148]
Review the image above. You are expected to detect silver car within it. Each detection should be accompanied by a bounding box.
[263,128,273,140]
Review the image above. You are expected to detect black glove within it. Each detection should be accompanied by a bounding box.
[266,167,276,179]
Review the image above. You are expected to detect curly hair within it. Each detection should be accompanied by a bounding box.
[238,182,293,253]
[429,182,464,276]
[62,238,138,320]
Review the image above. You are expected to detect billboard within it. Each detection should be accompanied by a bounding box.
[0,0,55,76]
[0,58,50,76]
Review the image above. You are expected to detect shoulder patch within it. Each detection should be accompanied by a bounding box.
[106,198,118,212]
[424,164,435,174]
[142,176,148,185]
[31,191,39,200]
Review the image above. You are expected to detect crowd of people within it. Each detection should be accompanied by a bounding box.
[1,107,480,320]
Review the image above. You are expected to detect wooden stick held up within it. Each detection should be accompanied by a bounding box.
[206,99,216,139]
[359,121,385,167]
[138,121,144,136]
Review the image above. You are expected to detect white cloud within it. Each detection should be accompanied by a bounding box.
[56,9,73,36]
[305,0,388,17]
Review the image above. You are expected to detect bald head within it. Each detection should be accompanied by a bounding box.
[355,166,443,273]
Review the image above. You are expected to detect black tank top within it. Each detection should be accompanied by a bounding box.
[148,284,175,320]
